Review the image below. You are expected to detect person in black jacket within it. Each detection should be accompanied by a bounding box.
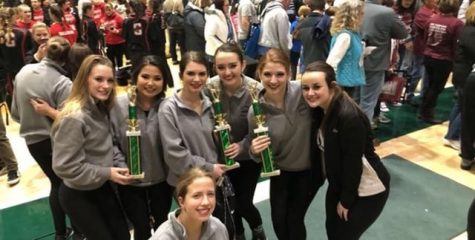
[301,61,390,240]
[295,0,330,69]
[82,3,100,53]
[123,0,150,66]
[183,0,210,52]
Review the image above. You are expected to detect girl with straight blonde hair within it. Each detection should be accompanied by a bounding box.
[52,55,132,240]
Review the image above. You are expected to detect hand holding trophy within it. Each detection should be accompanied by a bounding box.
[126,84,145,179]
[208,82,240,171]
[248,82,280,177]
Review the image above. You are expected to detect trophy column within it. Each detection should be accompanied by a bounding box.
[208,84,240,170]
[126,85,145,179]
[248,84,280,177]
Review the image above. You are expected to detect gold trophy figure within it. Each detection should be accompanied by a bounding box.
[126,84,145,179]
[248,82,280,177]
[208,82,240,170]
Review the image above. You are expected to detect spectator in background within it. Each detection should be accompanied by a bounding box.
[296,0,331,71]
[183,0,211,52]
[419,0,463,124]
[0,110,20,187]
[411,0,438,105]
[258,0,292,56]
[393,0,418,102]
[26,22,50,64]
[326,0,365,96]
[123,0,151,66]
[67,43,94,80]
[57,0,81,41]
[82,3,100,53]
[102,3,125,69]
[452,2,475,168]
[11,36,73,240]
[31,0,51,25]
[237,0,258,48]
[49,4,78,45]
[204,0,235,73]
[16,4,36,30]
[289,5,310,80]
[163,0,185,64]
[358,0,406,125]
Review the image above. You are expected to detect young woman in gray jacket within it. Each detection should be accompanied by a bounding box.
[52,55,132,240]
[110,55,174,240]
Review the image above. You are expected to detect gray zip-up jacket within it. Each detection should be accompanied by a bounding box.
[206,75,261,161]
[150,209,229,240]
[52,100,112,190]
[11,57,72,145]
[110,94,168,186]
[158,92,217,186]
[247,81,313,171]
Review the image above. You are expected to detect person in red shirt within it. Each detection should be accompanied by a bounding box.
[57,0,80,39]
[48,4,78,44]
[419,0,464,124]
[103,3,126,69]
[31,0,50,25]
[92,0,106,27]
[15,4,36,30]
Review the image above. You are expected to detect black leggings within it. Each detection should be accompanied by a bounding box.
[420,57,453,117]
[227,160,263,234]
[118,181,174,240]
[106,43,125,69]
[59,182,130,240]
[270,170,321,240]
[325,187,389,240]
[27,139,67,235]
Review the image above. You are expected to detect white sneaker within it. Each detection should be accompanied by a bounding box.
[392,102,403,107]
[380,102,389,112]
[443,138,460,151]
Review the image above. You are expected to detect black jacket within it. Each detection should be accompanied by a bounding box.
[183,4,205,52]
[296,12,331,66]
[314,91,390,209]
[453,24,475,89]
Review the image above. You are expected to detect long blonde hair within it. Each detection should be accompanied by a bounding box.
[330,0,364,35]
[54,55,115,128]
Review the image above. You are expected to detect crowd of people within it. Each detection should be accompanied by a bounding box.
[1,0,475,239]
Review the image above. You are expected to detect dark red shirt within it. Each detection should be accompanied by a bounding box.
[49,22,78,44]
[93,2,106,27]
[16,20,36,30]
[413,6,438,55]
[103,12,126,45]
[423,14,464,61]
[32,8,44,23]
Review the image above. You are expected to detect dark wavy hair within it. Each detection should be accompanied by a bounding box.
[131,55,174,98]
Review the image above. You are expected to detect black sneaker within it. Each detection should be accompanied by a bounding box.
[461,159,474,171]
[7,170,20,186]
[252,225,267,240]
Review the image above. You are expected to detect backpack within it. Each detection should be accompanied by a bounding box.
[166,0,185,30]
[166,12,185,30]
[244,24,261,59]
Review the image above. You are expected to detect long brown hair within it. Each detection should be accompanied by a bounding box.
[54,55,115,128]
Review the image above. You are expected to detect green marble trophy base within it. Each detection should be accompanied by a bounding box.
[254,125,280,177]
[225,162,240,170]
[215,124,240,171]
[126,130,145,180]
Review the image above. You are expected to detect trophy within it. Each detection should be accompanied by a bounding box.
[208,82,240,170]
[126,84,145,179]
[248,82,280,177]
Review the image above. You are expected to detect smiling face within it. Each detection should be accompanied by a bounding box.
[181,61,208,96]
[87,64,115,102]
[214,51,245,90]
[33,27,50,45]
[136,64,164,100]
[259,62,289,99]
[301,71,334,110]
[178,177,216,223]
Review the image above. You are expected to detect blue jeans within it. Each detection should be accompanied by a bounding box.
[445,91,461,140]
[356,70,385,120]
[405,54,428,101]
